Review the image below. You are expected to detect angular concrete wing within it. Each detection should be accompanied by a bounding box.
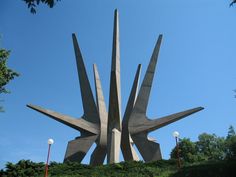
[128,35,204,162]
[93,64,108,146]
[121,64,141,161]
[90,145,107,166]
[89,64,108,166]
[72,34,99,124]
[27,104,99,134]
[129,35,163,121]
[130,107,204,134]
[127,36,163,162]
[64,135,98,163]
[107,9,122,164]
[131,133,161,162]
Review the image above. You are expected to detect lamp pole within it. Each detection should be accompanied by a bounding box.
[44,138,54,177]
[172,131,181,169]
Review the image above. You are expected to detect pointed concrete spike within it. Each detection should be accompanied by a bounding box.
[123,64,141,124]
[133,35,163,116]
[121,64,141,161]
[107,9,122,164]
[93,64,108,146]
[128,35,162,132]
[108,9,121,121]
[111,9,120,73]
[64,135,98,163]
[27,104,99,134]
[130,107,204,134]
[132,133,162,162]
[90,145,107,166]
[72,34,99,124]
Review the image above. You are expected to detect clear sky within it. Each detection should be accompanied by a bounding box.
[1,0,236,168]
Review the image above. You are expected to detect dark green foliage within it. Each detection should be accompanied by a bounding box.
[227,125,236,138]
[0,160,44,177]
[225,126,236,160]
[0,49,19,94]
[23,0,61,14]
[230,0,236,6]
[171,160,236,177]
[0,160,176,177]
[0,49,19,111]
[170,138,199,163]
[48,160,176,177]
[196,133,225,160]
[1,159,236,177]
[171,133,227,163]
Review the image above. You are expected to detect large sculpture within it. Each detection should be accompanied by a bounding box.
[27,9,204,165]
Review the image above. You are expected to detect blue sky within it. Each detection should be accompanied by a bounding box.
[1,0,236,168]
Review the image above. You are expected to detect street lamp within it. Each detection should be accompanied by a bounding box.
[172,131,181,169]
[44,138,54,177]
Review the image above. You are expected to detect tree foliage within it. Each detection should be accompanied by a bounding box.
[171,126,236,163]
[196,133,225,160]
[170,138,199,163]
[1,159,236,177]
[0,49,19,94]
[23,0,61,14]
[0,160,44,177]
[230,0,236,6]
[225,126,236,160]
[0,160,176,177]
[0,48,19,112]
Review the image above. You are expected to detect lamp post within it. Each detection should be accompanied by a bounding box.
[172,131,181,169]
[44,138,54,177]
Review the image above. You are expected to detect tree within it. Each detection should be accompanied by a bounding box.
[0,48,19,111]
[225,126,236,160]
[170,133,227,163]
[196,133,226,160]
[23,0,61,14]
[0,160,44,177]
[230,0,236,6]
[227,125,236,138]
[170,138,199,163]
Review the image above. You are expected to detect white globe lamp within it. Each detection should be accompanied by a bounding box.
[172,131,180,138]
[48,139,54,145]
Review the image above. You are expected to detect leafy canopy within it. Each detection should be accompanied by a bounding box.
[231,0,236,6]
[23,0,61,14]
[0,49,19,94]
[0,49,19,112]
[171,126,236,163]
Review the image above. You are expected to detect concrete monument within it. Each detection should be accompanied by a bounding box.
[27,9,204,165]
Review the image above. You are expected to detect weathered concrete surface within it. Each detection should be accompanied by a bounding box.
[128,35,163,162]
[27,9,204,165]
[90,64,108,166]
[109,128,121,163]
[64,135,98,163]
[26,104,99,134]
[27,34,102,164]
[107,9,122,164]
[90,145,107,166]
[72,34,99,124]
[121,64,141,161]
[128,35,204,162]
[132,133,161,162]
[129,107,204,135]
[93,64,108,147]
